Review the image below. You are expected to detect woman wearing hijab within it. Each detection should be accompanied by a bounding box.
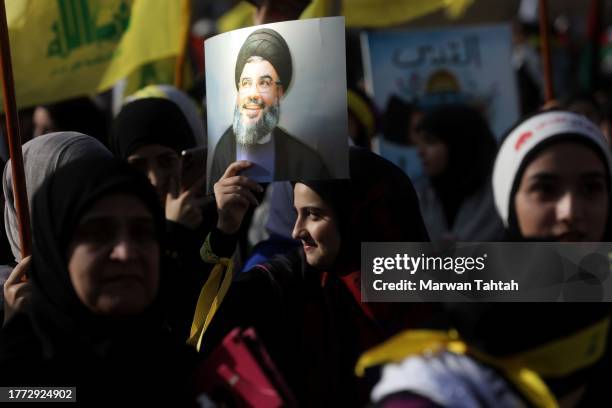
[199,147,431,406]
[0,157,198,405]
[111,97,200,210]
[111,97,214,286]
[111,97,211,231]
[2,132,112,322]
[489,109,612,406]
[125,84,206,148]
[412,104,504,242]
[364,111,612,408]
[243,88,379,270]
[493,110,612,242]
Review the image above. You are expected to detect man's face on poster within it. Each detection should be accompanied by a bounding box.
[233,56,284,146]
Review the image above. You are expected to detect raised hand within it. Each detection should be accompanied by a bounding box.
[214,161,263,235]
[3,256,32,324]
[165,176,208,230]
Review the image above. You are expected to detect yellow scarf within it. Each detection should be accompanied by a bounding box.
[186,234,234,352]
[356,318,610,408]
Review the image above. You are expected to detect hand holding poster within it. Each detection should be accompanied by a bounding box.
[205,17,349,185]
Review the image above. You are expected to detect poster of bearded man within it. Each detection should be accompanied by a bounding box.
[206,17,349,185]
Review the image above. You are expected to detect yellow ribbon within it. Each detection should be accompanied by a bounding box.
[347,89,375,139]
[187,234,234,352]
[355,320,610,408]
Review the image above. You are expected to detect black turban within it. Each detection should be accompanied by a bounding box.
[235,28,293,92]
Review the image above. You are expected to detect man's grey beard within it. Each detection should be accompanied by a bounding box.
[232,100,280,146]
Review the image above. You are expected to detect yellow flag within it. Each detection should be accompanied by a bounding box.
[218,0,474,32]
[123,56,194,98]
[217,1,255,34]
[300,0,333,19]
[342,0,474,27]
[4,0,189,109]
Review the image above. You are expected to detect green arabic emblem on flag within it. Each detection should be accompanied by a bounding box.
[47,0,131,58]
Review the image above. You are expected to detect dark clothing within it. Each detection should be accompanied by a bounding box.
[110,96,214,337]
[165,216,216,339]
[203,148,432,406]
[204,240,433,407]
[111,98,196,160]
[43,97,108,146]
[0,158,199,405]
[417,105,497,229]
[210,126,330,185]
[204,248,376,407]
[441,126,612,403]
[376,391,446,408]
[0,313,198,406]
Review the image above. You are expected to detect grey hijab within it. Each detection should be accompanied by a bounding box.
[3,132,111,262]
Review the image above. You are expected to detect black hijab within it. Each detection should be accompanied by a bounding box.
[417,104,497,227]
[26,157,166,356]
[0,157,198,404]
[301,147,430,271]
[111,98,196,160]
[296,148,431,404]
[222,148,430,406]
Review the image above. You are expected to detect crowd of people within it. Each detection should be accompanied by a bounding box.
[0,2,611,407]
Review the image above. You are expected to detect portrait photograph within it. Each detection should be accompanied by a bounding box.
[205,17,349,185]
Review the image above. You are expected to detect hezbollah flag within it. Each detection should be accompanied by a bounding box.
[4,0,189,109]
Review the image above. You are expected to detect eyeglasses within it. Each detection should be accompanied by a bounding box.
[238,77,282,94]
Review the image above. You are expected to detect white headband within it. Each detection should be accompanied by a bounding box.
[492,111,612,225]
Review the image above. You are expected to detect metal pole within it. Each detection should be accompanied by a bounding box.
[539,0,554,102]
[0,0,31,258]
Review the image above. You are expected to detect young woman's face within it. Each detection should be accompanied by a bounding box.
[127,144,181,202]
[411,130,448,177]
[514,142,609,241]
[67,193,160,317]
[292,183,341,270]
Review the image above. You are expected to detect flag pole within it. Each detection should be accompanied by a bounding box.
[0,0,31,259]
[585,0,602,92]
[539,0,554,102]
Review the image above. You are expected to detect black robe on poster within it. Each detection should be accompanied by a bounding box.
[210,126,331,185]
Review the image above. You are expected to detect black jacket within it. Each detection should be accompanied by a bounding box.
[202,244,379,407]
[0,313,198,406]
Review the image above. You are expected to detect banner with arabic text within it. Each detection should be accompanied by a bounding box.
[362,24,520,139]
